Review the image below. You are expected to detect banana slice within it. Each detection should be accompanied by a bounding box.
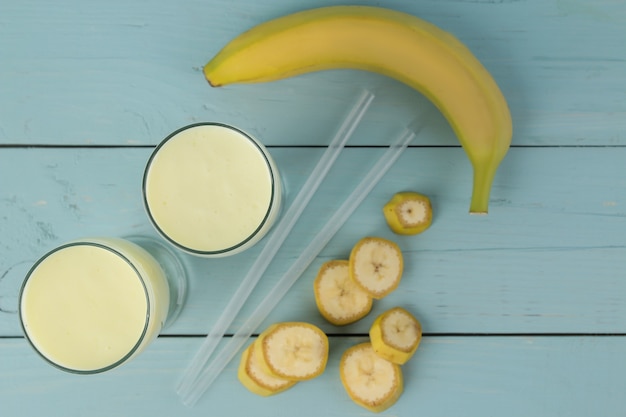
[369,307,422,365]
[314,260,373,326]
[255,322,329,381]
[383,192,433,235]
[349,237,403,299]
[238,341,297,396]
[340,342,404,413]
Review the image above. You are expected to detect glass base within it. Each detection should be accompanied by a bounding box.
[126,235,187,328]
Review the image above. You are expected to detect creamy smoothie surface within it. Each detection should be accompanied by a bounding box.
[20,239,170,372]
[144,124,279,255]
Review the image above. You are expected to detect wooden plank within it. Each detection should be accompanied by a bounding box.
[1,146,624,336]
[1,0,624,146]
[1,335,624,416]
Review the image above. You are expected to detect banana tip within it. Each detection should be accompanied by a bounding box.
[206,78,222,87]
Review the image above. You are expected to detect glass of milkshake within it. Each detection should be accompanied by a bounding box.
[19,236,186,374]
[142,123,283,257]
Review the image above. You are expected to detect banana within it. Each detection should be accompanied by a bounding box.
[255,322,329,381]
[383,191,433,235]
[238,341,297,396]
[314,259,373,326]
[340,342,404,413]
[349,237,403,299]
[203,5,512,214]
[369,307,422,365]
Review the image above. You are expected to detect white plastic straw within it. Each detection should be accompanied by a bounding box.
[176,90,374,399]
[179,125,417,407]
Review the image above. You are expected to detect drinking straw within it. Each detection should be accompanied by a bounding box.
[176,90,374,398]
[179,125,417,407]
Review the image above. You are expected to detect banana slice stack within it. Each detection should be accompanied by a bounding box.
[238,342,297,396]
[238,322,328,396]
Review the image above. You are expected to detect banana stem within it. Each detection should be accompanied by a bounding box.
[469,163,496,215]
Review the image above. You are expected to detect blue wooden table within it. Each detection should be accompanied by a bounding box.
[1,0,625,415]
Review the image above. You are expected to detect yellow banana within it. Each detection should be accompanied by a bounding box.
[203,5,512,214]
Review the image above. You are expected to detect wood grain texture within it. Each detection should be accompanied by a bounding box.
[1,336,624,416]
[1,147,624,336]
[1,0,625,146]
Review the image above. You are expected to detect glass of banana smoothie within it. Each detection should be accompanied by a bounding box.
[142,122,282,257]
[19,236,186,374]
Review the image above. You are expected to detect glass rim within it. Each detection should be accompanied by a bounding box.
[142,122,279,256]
[18,241,151,375]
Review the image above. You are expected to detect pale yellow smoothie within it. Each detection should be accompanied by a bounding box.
[19,238,170,373]
[143,123,282,257]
